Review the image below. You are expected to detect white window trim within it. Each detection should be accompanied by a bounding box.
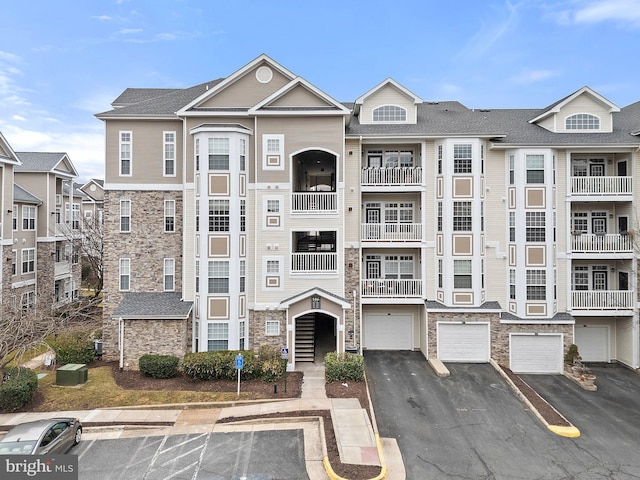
[120,199,131,233]
[265,319,280,336]
[163,131,176,177]
[262,255,284,291]
[263,195,284,230]
[21,248,35,274]
[164,199,176,233]
[262,134,285,171]
[164,258,175,292]
[12,205,17,231]
[119,131,132,176]
[565,112,601,131]
[119,258,131,291]
[372,104,407,123]
[11,249,17,276]
[22,205,36,231]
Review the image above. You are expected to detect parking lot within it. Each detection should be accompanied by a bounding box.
[74,429,308,479]
[365,351,640,480]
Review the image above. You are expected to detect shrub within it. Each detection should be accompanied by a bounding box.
[49,330,97,365]
[180,350,257,381]
[0,367,38,412]
[256,345,284,381]
[139,354,179,379]
[325,352,365,382]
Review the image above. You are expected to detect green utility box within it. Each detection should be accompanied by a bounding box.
[56,363,88,386]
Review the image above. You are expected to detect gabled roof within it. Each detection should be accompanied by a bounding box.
[0,132,22,166]
[14,152,79,178]
[13,184,41,205]
[112,292,193,319]
[529,86,620,124]
[354,78,423,115]
[280,287,351,309]
[177,54,297,115]
[248,77,350,116]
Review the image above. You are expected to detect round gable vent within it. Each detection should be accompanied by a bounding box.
[256,66,273,84]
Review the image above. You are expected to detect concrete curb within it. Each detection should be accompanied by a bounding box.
[489,359,580,438]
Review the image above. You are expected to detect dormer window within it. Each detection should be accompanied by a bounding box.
[373,105,406,122]
[565,113,600,130]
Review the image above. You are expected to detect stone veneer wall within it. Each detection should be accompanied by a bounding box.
[1,245,13,299]
[249,309,287,350]
[36,242,55,309]
[344,248,360,348]
[102,190,184,363]
[427,311,573,368]
[119,318,188,369]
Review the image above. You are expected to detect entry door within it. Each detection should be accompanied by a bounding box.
[593,271,608,290]
[366,208,381,239]
[366,260,381,279]
[590,163,605,176]
[592,215,607,234]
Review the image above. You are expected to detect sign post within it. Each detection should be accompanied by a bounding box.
[235,354,244,396]
[281,348,289,393]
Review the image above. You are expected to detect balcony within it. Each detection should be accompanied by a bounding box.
[55,261,71,277]
[291,193,337,213]
[361,223,422,242]
[361,167,422,186]
[571,290,634,310]
[360,279,423,298]
[291,252,337,274]
[570,176,632,196]
[570,233,634,253]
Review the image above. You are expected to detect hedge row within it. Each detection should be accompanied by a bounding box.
[139,354,180,379]
[49,329,99,365]
[324,352,365,382]
[0,367,38,412]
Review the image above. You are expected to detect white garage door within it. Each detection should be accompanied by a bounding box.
[365,314,412,350]
[575,326,609,362]
[510,334,563,374]
[438,323,490,362]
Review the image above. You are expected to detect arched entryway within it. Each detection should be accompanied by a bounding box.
[295,312,337,363]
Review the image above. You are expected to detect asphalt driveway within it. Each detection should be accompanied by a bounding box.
[365,351,640,479]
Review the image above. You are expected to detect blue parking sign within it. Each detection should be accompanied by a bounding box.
[235,354,244,370]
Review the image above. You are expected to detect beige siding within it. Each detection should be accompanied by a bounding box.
[105,120,184,184]
[183,187,195,301]
[558,94,612,132]
[616,317,633,366]
[344,139,361,244]
[360,84,417,124]
[1,165,14,240]
[270,85,333,107]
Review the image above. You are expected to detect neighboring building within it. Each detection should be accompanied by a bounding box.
[79,179,104,225]
[96,54,640,372]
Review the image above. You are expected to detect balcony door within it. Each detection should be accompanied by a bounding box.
[591,213,607,235]
[366,259,381,279]
[590,161,605,177]
[592,269,608,290]
[617,160,627,176]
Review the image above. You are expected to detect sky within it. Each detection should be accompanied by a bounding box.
[1,0,640,183]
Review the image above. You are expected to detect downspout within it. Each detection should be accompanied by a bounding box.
[118,317,124,371]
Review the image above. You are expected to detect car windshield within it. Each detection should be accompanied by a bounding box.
[0,441,37,454]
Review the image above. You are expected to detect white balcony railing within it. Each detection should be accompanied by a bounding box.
[55,261,72,277]
[571,176,632,195]
[361,167,422,186]
[360,279,423,298]
[570,233,634,253]
[571,290,635,310]
[291,193,337,213]
[291,252,337,273]
[361,223,422,241]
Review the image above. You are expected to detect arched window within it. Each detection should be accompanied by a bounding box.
[373,105,406,122]
[565,113,600,130]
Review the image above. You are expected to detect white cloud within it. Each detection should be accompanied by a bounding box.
[554,0,640,26]
[510,69,557,84]
[116,28,143,35]
[0,51,21,62]
[92,15,114,21]
[12,115,26,122]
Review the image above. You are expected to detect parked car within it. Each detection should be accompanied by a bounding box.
[0,417,81,455]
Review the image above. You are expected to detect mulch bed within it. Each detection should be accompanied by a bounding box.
[499,365,570,427]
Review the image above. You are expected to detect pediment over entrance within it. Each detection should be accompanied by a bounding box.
[280,287,351,319]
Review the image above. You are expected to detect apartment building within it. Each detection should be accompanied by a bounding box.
[0,136,83,311]
[96,54,640,372]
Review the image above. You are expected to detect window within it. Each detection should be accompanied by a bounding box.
[239,260,245,292]
[164,258,175,291]
[164,199,175,232]
[373,105,406,122]
[195,262,199,293]
[164,131,176,176]
[509,155,515,184]
[265,319,280,336]
[453,201,472,231]
[572,159,587,177]
[572,212,588,233]
[526,155,544,184]
[71,246,79,265]
[208,260,229,293]
[239,322,245,350]
[21,248,35,274]
[239,138,246,171]
[572,266,589,290]
[454,259,472,288]
[120,131,132,175]
[384,255,414,279]
[385,203,413,224]
[209,199,229,232]
[119,258,130,291]
[509,269,516,299]
[509,212,516,242]
[453,144,472,174]
[55,207,61,225]
[438,258,443,288]
[195,138,200,172]
[263,134,284,170]
[12,206,17,230]
[72,203,80,230]
[526,212,546,242]
[240,200,246,232]
[21,291,35,311]
[207,323,228,351]
[526,270,546,300]
[437,202,443,232]
[22,206,36,230]
[208,138,229,170]
[195,199,199,232]
[437,145,443,174]
[267,260,280,274]
[11,250,17,276]
[120,199,131,232]
[566,113,600,130]
[267,199,280,213]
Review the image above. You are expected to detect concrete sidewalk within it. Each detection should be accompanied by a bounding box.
[0,361,405,479]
